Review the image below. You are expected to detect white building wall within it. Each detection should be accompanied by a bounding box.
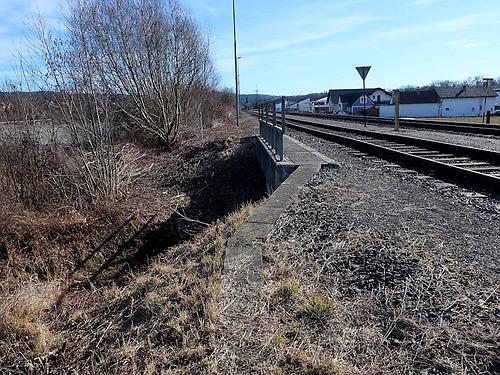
[368,89,392,104]
[276,100,290,112]
[298,98,311,112]
[440,97,496,117]
[379,103,440,118]
[379,105,393,118]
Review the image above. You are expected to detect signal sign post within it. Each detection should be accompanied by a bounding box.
[356,66,371,127]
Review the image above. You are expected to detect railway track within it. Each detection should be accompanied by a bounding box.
[284,111,500,136]
[268,114,500,194]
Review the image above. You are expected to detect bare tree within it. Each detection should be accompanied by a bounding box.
[1,0,217,207]
[28,14,121,201]
[71,0,216,148]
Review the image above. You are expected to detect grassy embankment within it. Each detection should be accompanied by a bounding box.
[0,114,264,374]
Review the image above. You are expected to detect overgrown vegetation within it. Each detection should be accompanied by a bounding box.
[0,0,264,372]
[0,115,264,373]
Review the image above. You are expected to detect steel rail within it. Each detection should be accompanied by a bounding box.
[277,117,500,193]
[284,111,500,136]
[284,116,500,164]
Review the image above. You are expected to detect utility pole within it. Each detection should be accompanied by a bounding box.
[482,77,493,124]
[356,66,371,127]
[237,56,242,113]
[255,85,259,109]
[232,0,240,126]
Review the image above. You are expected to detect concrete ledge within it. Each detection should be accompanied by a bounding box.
[284,135,338,166]
[218,132,340,371]
[223,134,339,285]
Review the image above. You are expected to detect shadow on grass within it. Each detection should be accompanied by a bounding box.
[68,137,265,286]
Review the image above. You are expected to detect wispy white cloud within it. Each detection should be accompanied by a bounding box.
[378,13,499,39]
[404,0,443,7]
[239,14,386,56]
[184,0,220,18]
[447,39,490,49]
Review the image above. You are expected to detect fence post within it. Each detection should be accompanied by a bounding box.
[394,90,400,131]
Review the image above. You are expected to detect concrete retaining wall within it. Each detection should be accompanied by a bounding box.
[254,136,296,194]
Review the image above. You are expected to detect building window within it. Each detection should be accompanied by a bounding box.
[479,106,482,110]
[445,108,449,111]
[360,97,364,104]
[472,107,475,111]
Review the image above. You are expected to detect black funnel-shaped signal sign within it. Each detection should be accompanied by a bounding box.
[356,66,371,80]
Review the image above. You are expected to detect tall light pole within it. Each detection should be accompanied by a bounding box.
[232,0,240,126]
[356,66,371,127]
[237,56,242,113]
[482,77,493,124]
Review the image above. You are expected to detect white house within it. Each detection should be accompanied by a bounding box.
[494,89,500,109]
[289,98,311,112]
[275,99,295,113]
[327,88,392,114]
[379,87,497,118]
[379,90,441,118]
[311,97,329,113]
[435,87,497,117]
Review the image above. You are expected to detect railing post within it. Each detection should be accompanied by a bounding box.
[281,96,286,134]
[273,102,277,127]
[272,102,277,155]
[279,131,284,160]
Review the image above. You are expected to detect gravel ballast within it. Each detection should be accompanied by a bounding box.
[228,130,499,374]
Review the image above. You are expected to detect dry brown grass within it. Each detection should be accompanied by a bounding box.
[254,217,500,374]
[0,281,62,358]
[0,115,263,373]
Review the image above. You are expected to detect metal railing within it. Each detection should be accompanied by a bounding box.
[257,97,286,161]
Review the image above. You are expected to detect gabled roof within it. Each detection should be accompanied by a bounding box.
[400,90,440,104]
[296,98,311,104]
[435,86,497,99]
[340,92,366,106]
[327,88,390,105]
[312,97,328,105]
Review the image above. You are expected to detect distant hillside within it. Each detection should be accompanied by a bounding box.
[286,92,328,103]
[239,94,276,108]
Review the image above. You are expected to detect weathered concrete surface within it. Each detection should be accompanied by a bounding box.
[224,135,338,283]
[283,134,337,166]
[255,136,295,194]
[255,134,337,194]
[215,135,339,372]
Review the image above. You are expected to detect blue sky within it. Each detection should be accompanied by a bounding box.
[1,0,499,95]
